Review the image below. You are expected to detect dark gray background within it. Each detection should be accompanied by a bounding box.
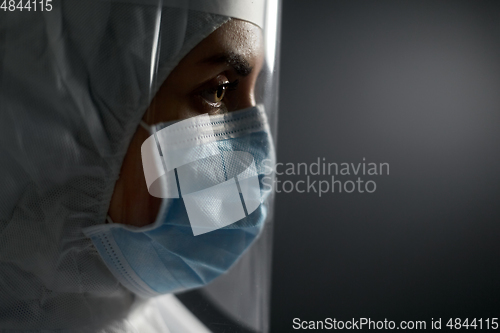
[271,0,500,331]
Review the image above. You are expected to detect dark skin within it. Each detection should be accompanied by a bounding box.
[108,19,264,226]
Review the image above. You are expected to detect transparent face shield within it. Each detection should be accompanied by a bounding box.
[79,0,281,332]
[180,4,281,331]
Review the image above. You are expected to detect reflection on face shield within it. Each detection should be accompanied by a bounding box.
[84,106,275,297]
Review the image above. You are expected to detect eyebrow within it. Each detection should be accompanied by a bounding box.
[201,52,253,77]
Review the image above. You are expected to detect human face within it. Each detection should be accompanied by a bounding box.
[108,19,264,226]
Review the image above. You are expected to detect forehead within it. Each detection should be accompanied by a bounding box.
[186,19,264,67]
[208,19,263,57]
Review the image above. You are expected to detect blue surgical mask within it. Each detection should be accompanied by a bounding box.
[83,106,275,297]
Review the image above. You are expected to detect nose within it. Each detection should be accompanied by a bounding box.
[230,80,257,112]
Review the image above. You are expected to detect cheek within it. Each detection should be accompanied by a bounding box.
[108,127,161,227]
[145,87,192,123]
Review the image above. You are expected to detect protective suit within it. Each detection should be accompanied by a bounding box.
[0,0,280,332]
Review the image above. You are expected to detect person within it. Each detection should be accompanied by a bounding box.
[0,1,279,332]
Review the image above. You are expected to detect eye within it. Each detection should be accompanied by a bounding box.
[201,83,228,105]
[200,76,230,107]
[198,74,240,111]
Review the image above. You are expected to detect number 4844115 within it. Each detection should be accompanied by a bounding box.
[1,0,52,11]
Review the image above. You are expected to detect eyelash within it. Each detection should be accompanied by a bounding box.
[196,78,240,115]
[207,79,239,95]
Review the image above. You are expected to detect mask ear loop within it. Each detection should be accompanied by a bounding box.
[140,120,153,134]
[106,216,114,224]
[138,119,174,228]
